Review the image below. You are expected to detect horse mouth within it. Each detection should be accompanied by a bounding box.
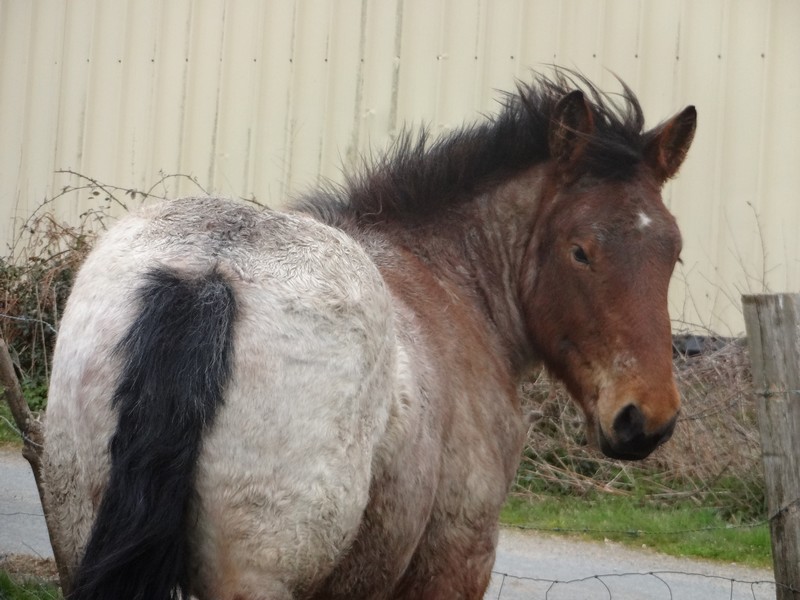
[596,414,678,461]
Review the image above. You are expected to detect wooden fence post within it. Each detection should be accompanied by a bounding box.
[743,294,800,599]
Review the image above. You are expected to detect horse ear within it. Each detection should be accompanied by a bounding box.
[644,106,697,183]
[548,90,595,171]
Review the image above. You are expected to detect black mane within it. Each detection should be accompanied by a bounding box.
[296,70,648,226]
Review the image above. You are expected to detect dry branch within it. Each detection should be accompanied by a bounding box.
[0,337,71,592]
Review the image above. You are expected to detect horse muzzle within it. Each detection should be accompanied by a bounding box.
[597,403,678,461]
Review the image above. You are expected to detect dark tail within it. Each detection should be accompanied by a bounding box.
[70,268,237,600]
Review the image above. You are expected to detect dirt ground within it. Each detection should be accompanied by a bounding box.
[0,553,59,581]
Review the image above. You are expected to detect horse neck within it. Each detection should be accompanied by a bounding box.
[388,164,547,374]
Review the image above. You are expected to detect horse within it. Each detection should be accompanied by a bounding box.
[42,71,696,600]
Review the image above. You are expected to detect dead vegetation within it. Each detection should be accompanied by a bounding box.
[1,214,95,412]
[1,172,208,406]
[0,555,59,582]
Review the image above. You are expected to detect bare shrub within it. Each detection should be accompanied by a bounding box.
[1,171,210,409]
[1,213,98,407]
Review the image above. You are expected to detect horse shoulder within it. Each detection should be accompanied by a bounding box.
[373,253,526,596]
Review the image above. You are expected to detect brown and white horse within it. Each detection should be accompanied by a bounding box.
[42,72,695,600]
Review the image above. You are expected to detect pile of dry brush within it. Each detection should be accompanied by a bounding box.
[1,214,95,408]
[1,185,764,522]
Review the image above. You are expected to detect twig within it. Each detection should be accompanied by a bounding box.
[54,170,129,211]
[0,337,71,592]
[0,414,23,440]
[0,312,57,335]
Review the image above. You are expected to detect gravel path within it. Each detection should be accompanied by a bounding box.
[486,527,775,599]
[0,447,53,558]
[1,446,775,598]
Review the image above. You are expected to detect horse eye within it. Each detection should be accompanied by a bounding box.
[572,245,590,265]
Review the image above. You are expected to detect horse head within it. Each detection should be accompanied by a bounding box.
[523,89,696,460]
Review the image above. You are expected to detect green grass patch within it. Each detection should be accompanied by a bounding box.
[0,571,61,600]
[0,401,22,447]
[500,493,772,568]
[1,380,50,448]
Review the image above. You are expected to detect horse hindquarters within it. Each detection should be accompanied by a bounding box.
[45,267,237,600]
[43,199,397,599]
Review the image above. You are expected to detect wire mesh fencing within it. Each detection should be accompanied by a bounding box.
[486,568,780,600]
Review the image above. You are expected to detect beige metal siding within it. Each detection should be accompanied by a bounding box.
[1,0,798,335]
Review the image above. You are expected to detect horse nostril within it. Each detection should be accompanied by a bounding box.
[601,404,679,460]
[612,403,646,445]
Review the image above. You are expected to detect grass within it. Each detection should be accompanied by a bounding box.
[1,381,49,448]
[0,571,61,600]
[0,402,22,446]
[500,493,772,569]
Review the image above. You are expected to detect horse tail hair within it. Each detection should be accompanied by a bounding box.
[69,267,237,600]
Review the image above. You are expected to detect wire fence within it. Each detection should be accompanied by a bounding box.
[486,569,782,600]
[484,523,782,600]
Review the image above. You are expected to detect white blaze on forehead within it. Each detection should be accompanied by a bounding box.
[637,211,653,230]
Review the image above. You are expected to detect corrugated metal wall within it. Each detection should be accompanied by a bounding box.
[1,0,799,335]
